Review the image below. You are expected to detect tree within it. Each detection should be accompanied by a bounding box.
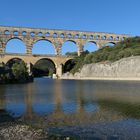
[11,62,28,80]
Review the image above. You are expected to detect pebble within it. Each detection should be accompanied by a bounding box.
[0,123,47,140]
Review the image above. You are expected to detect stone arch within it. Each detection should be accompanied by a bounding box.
[4,30,10,35]
[63,59,76,73]
[32,39,56,55]
[46,32,50,37]
[116,36,120,41]
[5,57,26,68]
[103,42,116,47]
[33,58,56,77]
[22,31,27,36]
[102,36,107,40]
[96,35,100,40]
[67,33,72,39]
[60,33,65,38]
[5,37,26,54]
[13,31,19,36]
[109,36,114,40]
[53,33,58,38]
[84,41,98,52]
[38,32,43,37]
[74,34,79,39]
[30,32,36,37]
[61,40,78,55]
[89,35,94,40]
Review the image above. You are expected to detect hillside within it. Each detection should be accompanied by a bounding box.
[70,36,140,74]
[62,56,140,80]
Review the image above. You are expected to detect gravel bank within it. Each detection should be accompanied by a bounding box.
[0,122,47,140]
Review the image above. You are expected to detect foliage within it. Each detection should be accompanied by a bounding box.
[12,62,28,80]
[0,61,31,84]
[70,37,140,74]
[65,52,78,56]
[33,59,56,77]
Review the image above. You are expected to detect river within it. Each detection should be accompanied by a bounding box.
[0,78,140,139]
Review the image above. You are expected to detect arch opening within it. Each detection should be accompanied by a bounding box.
[61,40,78,56]
[32,40,55,55]
[5,38,26,54]
[4,30,10,35]
[22,31,27,36]
[63,59,76,73]
[53,33,57,38]
[84,41,98,52]
[6,58,25,69]
[60,33,65,38]
[5,58,28,81]
[38,32,43,37]
[33,58,56,77]
[13,31,19,36]
[103,42,116,47]
[30,32,35,37]
[46,32,50,37]
[75,34,79,39]
[67,34,72,39]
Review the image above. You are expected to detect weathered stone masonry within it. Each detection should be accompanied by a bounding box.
[0,25,129,77]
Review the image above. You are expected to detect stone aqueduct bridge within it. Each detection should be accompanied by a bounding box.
[0,26,129,77]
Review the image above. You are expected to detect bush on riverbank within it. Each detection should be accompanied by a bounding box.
[0,62,33,84]
[70,36,140,74]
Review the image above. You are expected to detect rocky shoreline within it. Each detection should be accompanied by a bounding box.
[0,122,47,140]
[62,56,140,81]
[0,121,73,140]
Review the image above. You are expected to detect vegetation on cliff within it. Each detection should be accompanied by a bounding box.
[69,36,140,74]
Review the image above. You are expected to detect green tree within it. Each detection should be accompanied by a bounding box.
[12,62,28,80]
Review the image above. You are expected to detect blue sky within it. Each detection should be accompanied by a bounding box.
[1,0,140,54]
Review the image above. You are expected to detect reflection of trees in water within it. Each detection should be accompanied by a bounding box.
[98,99,140,119]
[0,109,15,123]
[2,80,140,127]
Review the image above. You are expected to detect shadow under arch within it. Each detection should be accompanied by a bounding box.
[6,58,26,68]
[84,41,98,52]
[63,59,76,73]
[32,39,56,55]
[5,37,26,54]
[33,58,56,77]
[61,40,78,56]
[103,42,116,47]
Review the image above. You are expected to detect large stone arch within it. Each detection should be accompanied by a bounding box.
[61,40,78,55]
[33,58,57,68]
[5,37,26,47]
[2,56,27,64]
[33,58,57,77]
[83,40,99,52]
[5,57,26,68]
[103,42,116,47]
[63,58,76,73]
[32,39,56,55]
[5,37,26,54]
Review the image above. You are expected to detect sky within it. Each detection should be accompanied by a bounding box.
[1,0,140,54]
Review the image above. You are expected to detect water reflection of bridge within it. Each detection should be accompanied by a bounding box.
[0,80,140,125]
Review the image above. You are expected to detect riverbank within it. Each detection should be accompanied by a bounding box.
[0,76,33,84]
[61,77,140,81]
[62,56,140,81]
[0,122,47,140]
[0,121,73,140]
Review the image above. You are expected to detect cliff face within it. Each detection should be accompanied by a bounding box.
[62,56,140,80]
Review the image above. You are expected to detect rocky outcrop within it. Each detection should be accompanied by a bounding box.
[62,56,140,80]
